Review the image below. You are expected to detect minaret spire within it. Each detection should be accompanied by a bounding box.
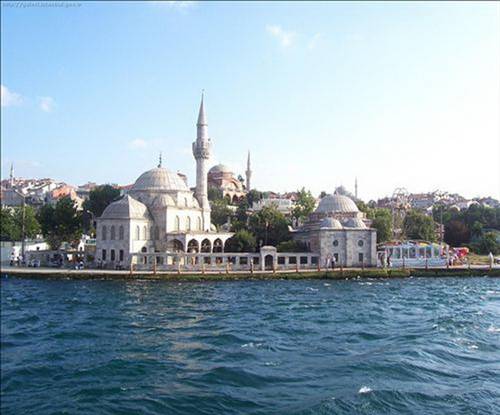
[245,151,252,191]
[192,91,212,230]
[355,177,358,199]
[9,163,14,188]
[158,152,162,168]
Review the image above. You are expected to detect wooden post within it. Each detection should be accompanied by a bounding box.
[153,257,157,275]
[250,260,254,274]
[226,262,230,274]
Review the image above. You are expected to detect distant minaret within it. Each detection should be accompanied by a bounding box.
[245,151,252,191]
[9,163,14,188]
[192,92,212,230]
[355,177,358,199]
[158,152,162,168]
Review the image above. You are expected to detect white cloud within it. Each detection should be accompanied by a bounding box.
[308,33,322,50]
[1,85,23,107]
[266,25,295,47]
[39,96,55,112]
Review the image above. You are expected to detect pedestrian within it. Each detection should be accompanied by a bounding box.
[387,253,392,268]
[489,252,494,269]
[331,255,336,270]
[10,252,15,266]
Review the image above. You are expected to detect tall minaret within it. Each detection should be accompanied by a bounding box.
[9,163,14,188]
[192,92,212,230]
[355,177,358,199]
[245,151,252,191]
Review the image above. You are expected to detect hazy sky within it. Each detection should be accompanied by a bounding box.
[1,1,499,201]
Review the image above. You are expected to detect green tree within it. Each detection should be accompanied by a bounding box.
[210,199,233,229]
[292,188,316,222]
[225,229,256,252]
[403,210,436,241]
[0,206,40,241]
[370,208,393,243]
[82,185,121,218]
[444,220,470,247]
[473,232,499,255]
[0,208,15,241]
[208,187,224,202]
[249,205,290,247]
[12,205,41,240]
[38,197,83,250]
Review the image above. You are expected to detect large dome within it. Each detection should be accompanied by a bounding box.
[209,164,233,175]
[101,195,151,220]
[316,194,359,214]
[130,167,189,193]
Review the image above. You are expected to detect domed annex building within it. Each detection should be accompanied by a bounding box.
[208,162,246,204]
[95,95,233,267]
[293,193,377,267]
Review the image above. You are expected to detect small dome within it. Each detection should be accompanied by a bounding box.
[101,195,150,220]
[130,167,189,193]
[151,194,176,208]
[209,164,233,175]
[316,194,359,214]
[320,217,343,229]
[344,218,367,229]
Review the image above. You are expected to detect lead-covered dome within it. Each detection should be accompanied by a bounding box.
[101,195,151,219]
[209,164,233,174]
[320,217,343,229]
[344,217,367,228]
[130,167,189,193]
[316,194,359,214]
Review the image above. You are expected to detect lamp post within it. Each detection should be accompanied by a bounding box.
[21,194,26,264]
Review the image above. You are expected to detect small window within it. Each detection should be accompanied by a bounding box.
[358,240,364,247]
[311,257,318,265]
[239,257,248,265]
[300,256,308,265]
[102,225,107,240]
[119,249,124,261]
[358,253,364,263]
[197,217,202,231]
[119,225,124,240]
[186,217,191,231]
[135,226,140,240]
[333,239,339,247]
[289,257,297,264]
[102,249,106,261]
[334,253,339,262]
[142,226,147,240]
[111,249,116,261]
[277,256,285,265]
[110,226,116,240]
[253,257,260,265]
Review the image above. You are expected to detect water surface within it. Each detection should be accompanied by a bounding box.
[1,276,499,414]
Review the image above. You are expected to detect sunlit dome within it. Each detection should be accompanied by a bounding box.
[344,218,367,229]
[101,195,151,220]
[209,164,233,174]
[320,217,343,229]
[130,167,189,193]
[316,194,359,214]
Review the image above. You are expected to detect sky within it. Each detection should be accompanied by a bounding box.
[1,1,499,201]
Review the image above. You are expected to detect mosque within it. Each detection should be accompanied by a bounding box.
[95,95,233,266]
[95,94,377,269]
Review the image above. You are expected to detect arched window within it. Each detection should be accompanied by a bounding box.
[142,225,147,240]
[186,217,191,231]
[135,225,140,240]
[102,225,107,240]
[175,216,180,231]
[184,197,188,207]
[154,226,160,241]
[119,225,124,240]
[197,217,202,231]
[110,225,116,240]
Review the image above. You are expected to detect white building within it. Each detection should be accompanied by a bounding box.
[95,95,233,267]
[293,193,377,267]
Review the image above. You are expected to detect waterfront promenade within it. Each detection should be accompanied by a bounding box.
[1,265,499,280]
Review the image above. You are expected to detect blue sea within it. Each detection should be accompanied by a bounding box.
[1,276,499,414]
